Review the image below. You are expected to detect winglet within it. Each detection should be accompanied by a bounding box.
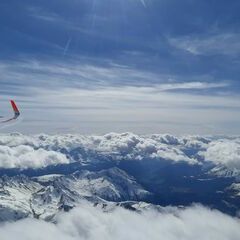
[10,100,20,118]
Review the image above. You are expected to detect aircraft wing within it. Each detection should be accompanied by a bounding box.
[0,100,20,123]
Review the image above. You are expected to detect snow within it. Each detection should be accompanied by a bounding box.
[0,168,149,221]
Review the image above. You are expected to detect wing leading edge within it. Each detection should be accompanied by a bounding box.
[0,100,20,123]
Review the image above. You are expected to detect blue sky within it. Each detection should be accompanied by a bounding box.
[0,0,240,134]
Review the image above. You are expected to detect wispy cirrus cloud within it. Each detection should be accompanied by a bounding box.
[0,58,239,134]
[169,32,240,56]
[27,7,63,23]
[0,59,230,93]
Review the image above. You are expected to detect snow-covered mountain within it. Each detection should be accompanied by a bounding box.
[0,133,240,222]
[0,168,150,221]
[0,175,42,221]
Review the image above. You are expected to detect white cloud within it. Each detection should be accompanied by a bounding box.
[153,82,228,91]
[202,139,240,169]
[0,203,239,240]
[0,144,69,169]
[13,83,240,135]
[0,59,239,134]
[0,60,228,92]
[169,33,240,56]
[1,133,240,169]
[0,133,199,169]
[84,132,196,163]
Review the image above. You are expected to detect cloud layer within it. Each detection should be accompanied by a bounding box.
[0,133,239,171]
[0,203,240,240]
[1,59,240,135]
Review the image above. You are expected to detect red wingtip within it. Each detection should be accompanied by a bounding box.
[10,100,20,114]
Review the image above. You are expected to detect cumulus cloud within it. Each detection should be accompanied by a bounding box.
[0,133,239,169]
[0,203,240,240]
[0,144,69,169]
[0,132,199,169]
[86,132,197,163]
[202,139,240,169]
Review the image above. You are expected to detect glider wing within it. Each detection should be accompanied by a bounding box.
[0,100,20,123]
[11,100,20,118]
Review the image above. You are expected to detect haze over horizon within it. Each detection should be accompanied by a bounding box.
[0,0,240,134]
